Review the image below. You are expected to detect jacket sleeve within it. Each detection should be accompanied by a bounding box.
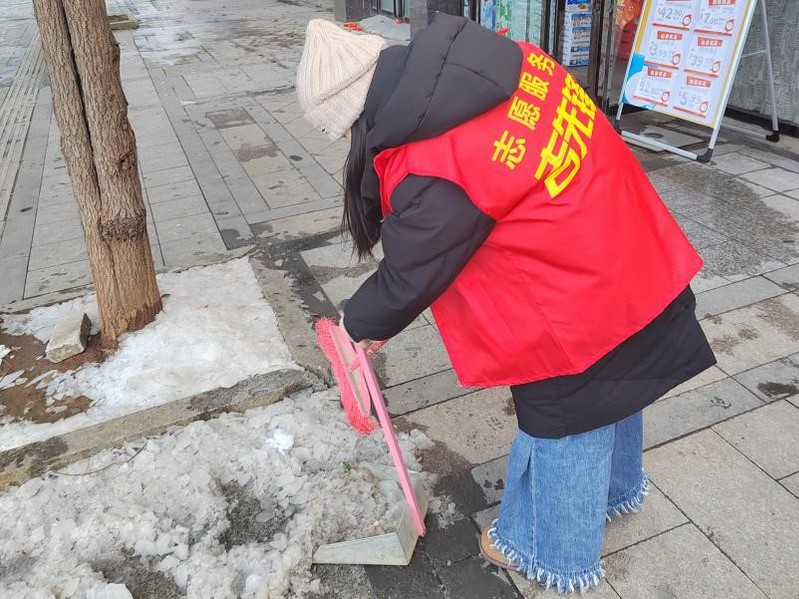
[343,175,495,342]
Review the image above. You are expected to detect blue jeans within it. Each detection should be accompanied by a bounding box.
[489,411,648,594]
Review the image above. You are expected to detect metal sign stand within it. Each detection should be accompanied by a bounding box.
[615,0,780,163]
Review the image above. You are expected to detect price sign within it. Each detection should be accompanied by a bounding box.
[620,0,757,129]
[696,0,738,35]
[633,67,675,106]
[684,35,727,76]
[645,29,686,68]
[674,75,713,117]
[651,0,695,29]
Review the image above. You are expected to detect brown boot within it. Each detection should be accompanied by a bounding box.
[479,526,516,570]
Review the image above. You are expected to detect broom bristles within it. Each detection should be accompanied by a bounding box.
[315,317,379,435]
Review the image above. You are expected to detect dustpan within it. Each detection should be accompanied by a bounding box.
[314,319,427,565]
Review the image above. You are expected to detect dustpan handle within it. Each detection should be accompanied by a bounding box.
[354,343,427,537]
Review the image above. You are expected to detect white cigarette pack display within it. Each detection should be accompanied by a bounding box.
[564,0,591,12]
[560,10,592,67]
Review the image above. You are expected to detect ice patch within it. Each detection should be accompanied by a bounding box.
[0,389,433,598]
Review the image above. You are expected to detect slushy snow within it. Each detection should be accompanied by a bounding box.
[0,389,434,598]
[0,258,296,451]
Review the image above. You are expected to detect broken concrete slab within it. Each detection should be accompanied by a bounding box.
[45,313,90,363]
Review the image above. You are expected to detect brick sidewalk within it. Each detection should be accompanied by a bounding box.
[2,0,799,596]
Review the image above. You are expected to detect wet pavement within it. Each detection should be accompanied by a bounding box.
[1,0,799,596]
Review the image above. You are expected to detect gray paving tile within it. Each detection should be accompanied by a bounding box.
[149,194,209,221]
[314,147,347,176]
[603,483,687,556]
[31,218,83,246]
[230,142,295,178]
[216,214,253,249]
[472,505,499,530]
[786,188,799,201]
[223,176,269,215]
[298,129,337,155]
[699,240,786,282]
[139,145,189,173]
[296,160,343,199]
[713,400,799,479]
[470,456,508,506]
[385,369,478,416]
[710,152,770,175]
[739,148,799,174]
[781,472,799,498]
[142,165,195,187]
[734,354,799,402]
[691,268,730,293]
[701,294,799,375]
[28,236,87,270]
[695,276,786,319]
[0,256,27,304]
[251,169,321,209]
[160,235,229,268]
[644,378,762,449]
[647,430,799,598]
[765,263,799,290]
[249,206,342,241]
[679,218,730,249]
[398,387,517,466]
[650,163,775,214]
[663,365,728,399]
[511,572,621,598]
[317,268,391,313]
[605,524,767,599]
[741,167,799,192]
[301,239,359,268]
[379,324,452,387]
[24,260,92,298]
[437,555,520,599]
[155,213,221,243]
[34,199,80,225]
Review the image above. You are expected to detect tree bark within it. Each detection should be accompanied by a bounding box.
[32,0,161,346]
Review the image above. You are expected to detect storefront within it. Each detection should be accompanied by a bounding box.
[407,0,798,130]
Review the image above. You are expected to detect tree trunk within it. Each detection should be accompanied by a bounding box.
[31,0,161,346]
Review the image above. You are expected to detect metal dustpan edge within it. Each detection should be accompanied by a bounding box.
[312,468,428,566]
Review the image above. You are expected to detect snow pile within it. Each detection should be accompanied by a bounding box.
[3,295,99,343]
[0,258,297,451]
[0,389,434,598]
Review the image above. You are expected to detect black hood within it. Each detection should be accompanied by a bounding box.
[359,14,523,211]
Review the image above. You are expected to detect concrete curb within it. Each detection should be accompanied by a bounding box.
[0,368,322,491]
[249,249,332,385]
[0,246,256,314]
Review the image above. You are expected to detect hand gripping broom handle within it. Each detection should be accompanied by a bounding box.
[345,340,387,372]
[354,342,427,537]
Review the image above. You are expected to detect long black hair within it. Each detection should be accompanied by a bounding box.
[342,113,381,260]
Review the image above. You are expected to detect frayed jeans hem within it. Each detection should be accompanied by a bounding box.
[487,520,606,595]
[607,471,650,522]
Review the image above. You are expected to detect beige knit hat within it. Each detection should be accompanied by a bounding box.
[297,20,388,140]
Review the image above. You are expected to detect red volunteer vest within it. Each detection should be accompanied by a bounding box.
[374,43,703,387]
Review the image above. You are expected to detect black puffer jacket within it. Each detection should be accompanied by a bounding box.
[343,14,716,438]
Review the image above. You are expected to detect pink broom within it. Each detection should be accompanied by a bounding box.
[315,317,385,435]
[315,317,426,536]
